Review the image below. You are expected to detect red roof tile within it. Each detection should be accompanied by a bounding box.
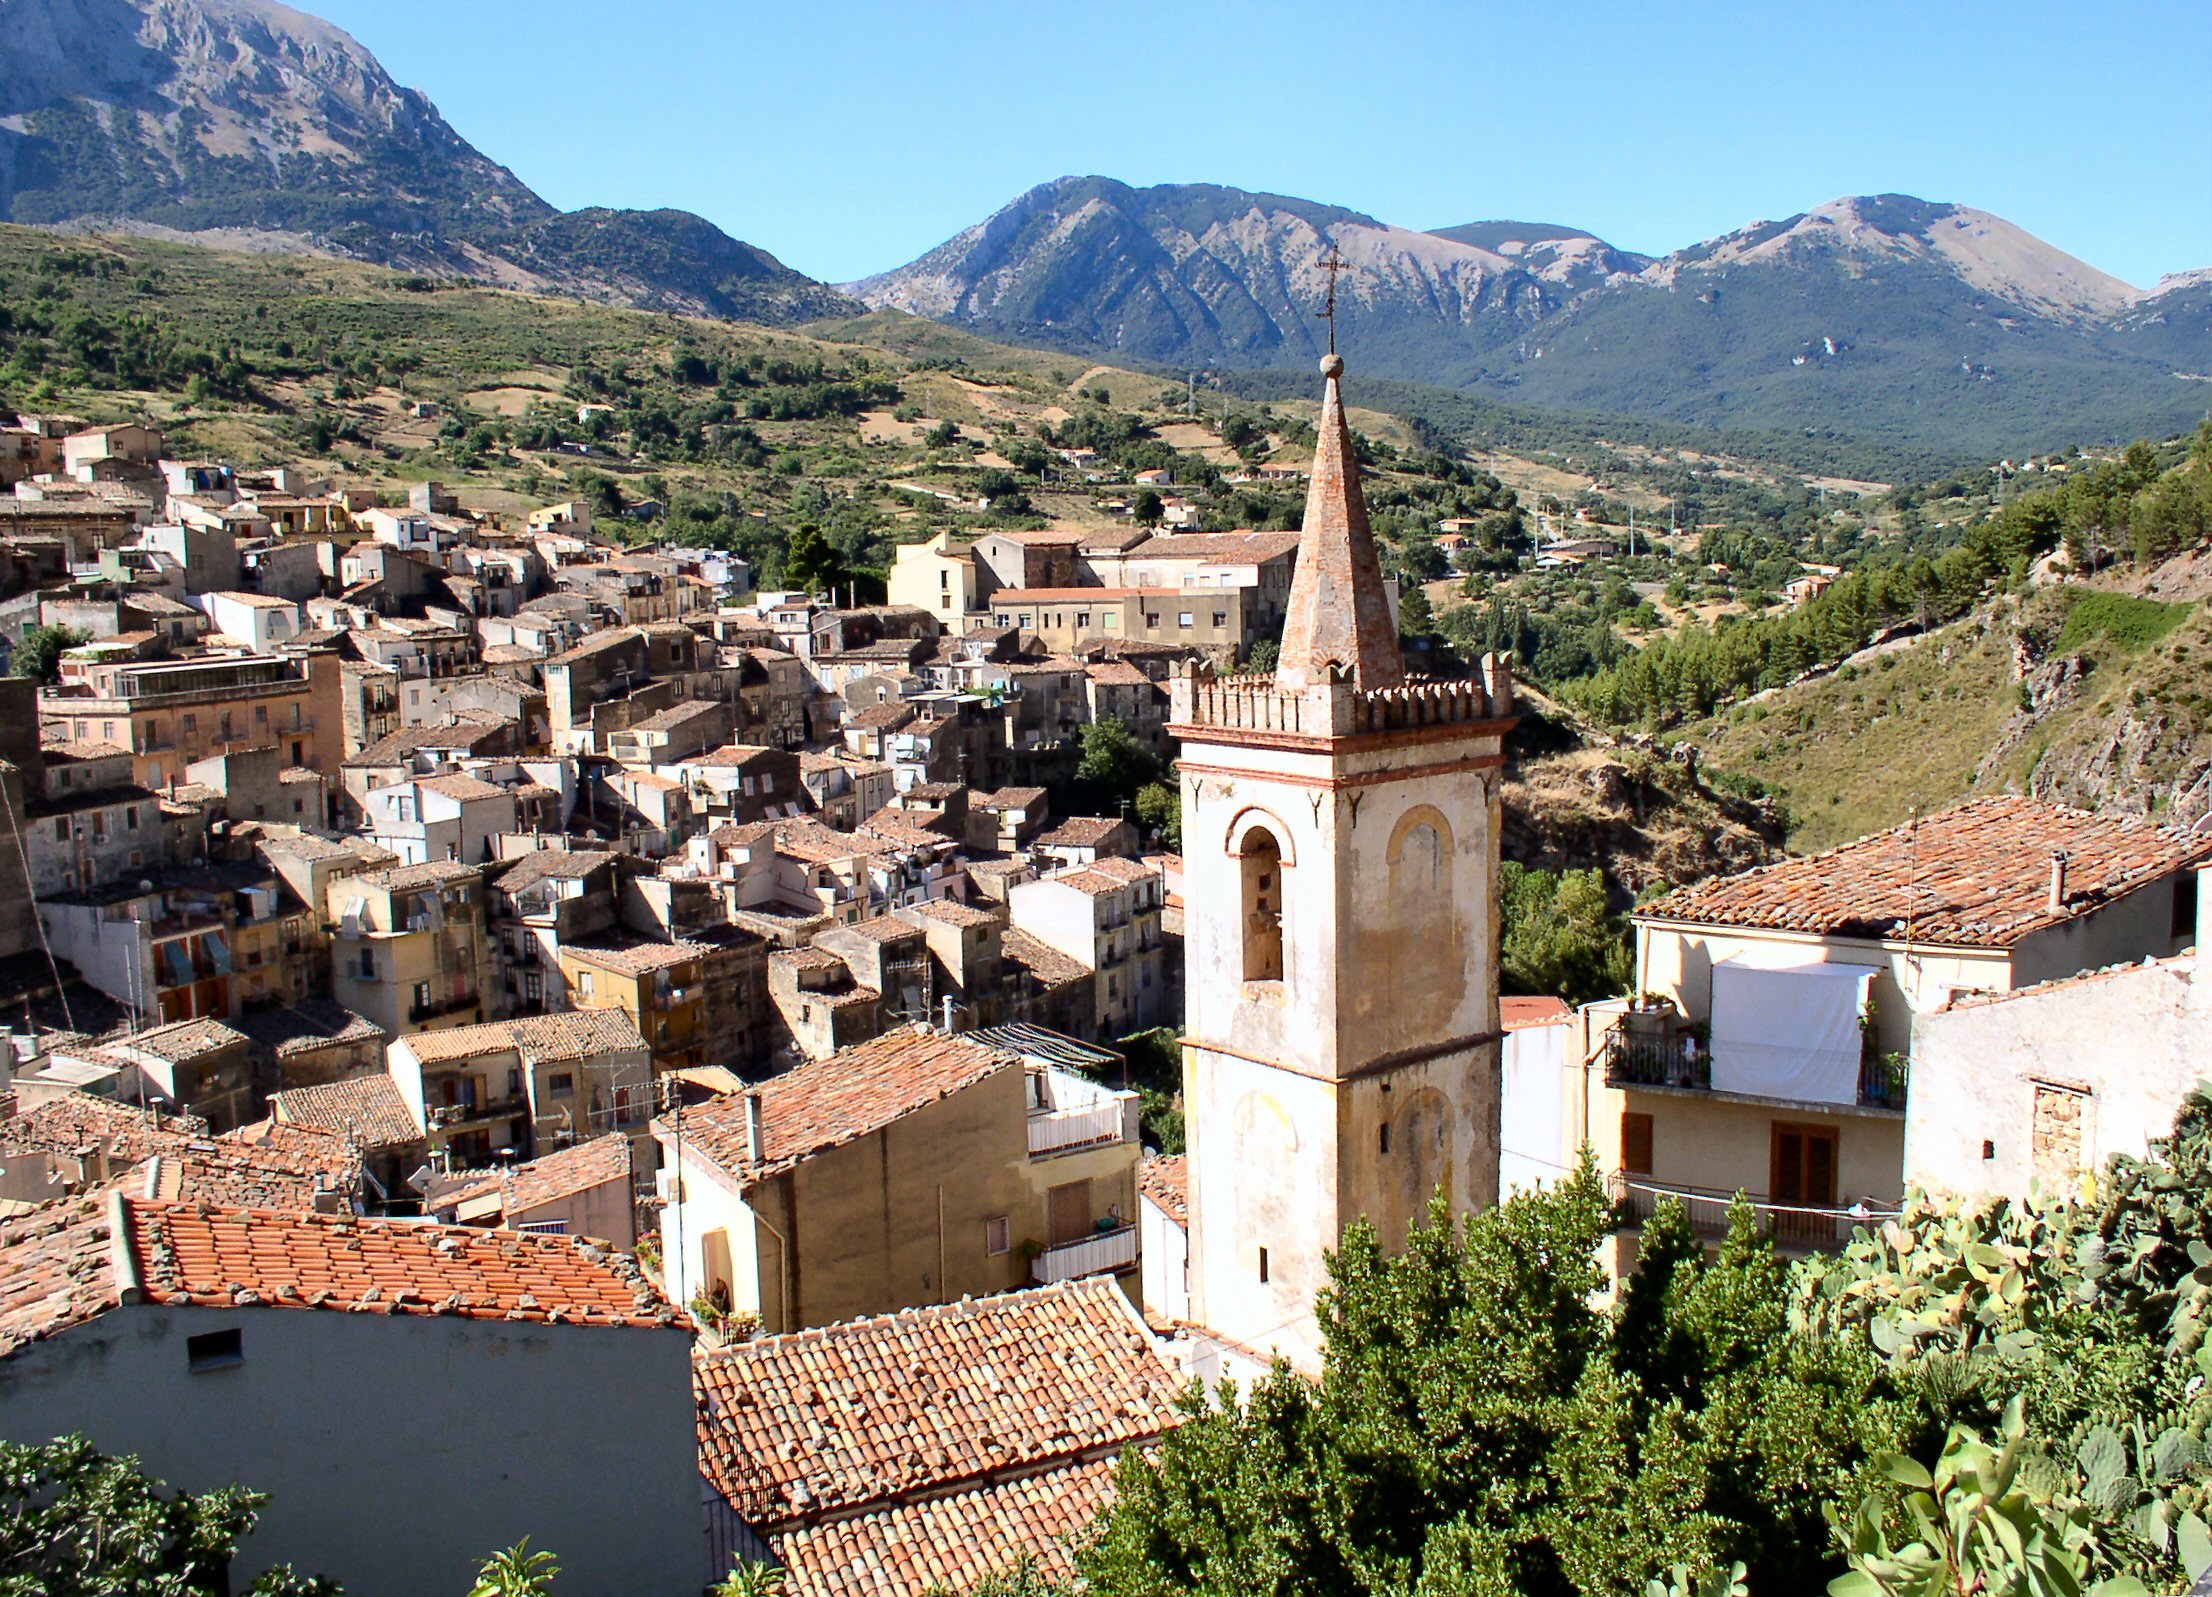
[0,1188,118,1356]
[1501,996,1572,1030]
[1641,797,2212,949]
[693,1278,1179,1528]
[771,1456,1122,1597]
[662,1027,1015,1188]
[123,1199,683,1328]
[1139,1154,1187,1227]
[270,1076,422,1149]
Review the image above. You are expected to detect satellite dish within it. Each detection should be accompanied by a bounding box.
[405,1164,433,1195]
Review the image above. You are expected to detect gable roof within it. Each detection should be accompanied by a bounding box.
[269,1075,422,1149]
[1139,1153,1188,1227]
[1640,797,2212,949]
[661,1027,1015,1188]
[399,1009,646,1066]
[693,1277,1179,1527]
[438,1131,634,1221]
[120,1198,682,1329]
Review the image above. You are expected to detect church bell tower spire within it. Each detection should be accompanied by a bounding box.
[1274,353,1405,692]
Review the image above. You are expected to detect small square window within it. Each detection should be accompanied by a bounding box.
[187,1327,243,1372]
[985,1216,1011,1257]
[548,1072,573,1098]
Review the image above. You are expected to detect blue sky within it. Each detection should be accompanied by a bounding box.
[311,0,2210,289]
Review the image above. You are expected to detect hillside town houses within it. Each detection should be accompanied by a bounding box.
[1,379,2209,1596]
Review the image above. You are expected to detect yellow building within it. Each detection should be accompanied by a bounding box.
[886,531,980,627]
[327,860,496,1041]
[654,1026,1141,1333]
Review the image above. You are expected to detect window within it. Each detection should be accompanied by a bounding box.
[1213,612,1227,628]
[254,704,268,723]
[359,950,375,979]
[219,714,233,739]
[91,812,104,842]
[1047,1179,1091,1246]
[576,970,594,998]
[186,1327,243,1372]
[2032,1085,2088,1191]
[413,982,431,1010]
[1238,826,1285,983]
[523,973,542,1002]
[2177,873,2201,941]
[1379,1123,1391,1155]
[985,1216,1011,1257]
[125,806,138,831]
[1621,1112,1654,1175]
[548,1072,574,1098]
[1770,1123,1838,1206]
[1178,612,1194,628]
[182,714,196,734]
[1258,1246,1270,1284]
[53,818,66,842]
[291,741,304,765]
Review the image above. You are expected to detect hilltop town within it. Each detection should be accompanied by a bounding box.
[0,347,2205,1596]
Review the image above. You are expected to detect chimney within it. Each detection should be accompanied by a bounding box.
[744,1092,765,1163]
[2048,850,2070,915]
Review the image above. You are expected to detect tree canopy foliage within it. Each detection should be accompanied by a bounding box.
[1075,1087,2212,1597]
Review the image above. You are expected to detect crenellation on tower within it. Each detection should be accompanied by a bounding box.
[1176,351,1515,1375]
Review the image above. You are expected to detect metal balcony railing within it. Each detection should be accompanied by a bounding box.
[1031,1223,1138,1284]
[1859,1054,1910,1111]
[1602,1031,1709,1090]
[1608,1172,1898,1253]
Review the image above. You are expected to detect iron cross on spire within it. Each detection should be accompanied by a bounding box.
[1316,244,1350,354]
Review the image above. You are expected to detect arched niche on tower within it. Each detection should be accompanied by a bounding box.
[1225,807,1294,988]
[1378,1084,1456,1245]
[1385,804,1456,894]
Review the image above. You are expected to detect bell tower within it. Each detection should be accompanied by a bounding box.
[1171,351,1516,1372]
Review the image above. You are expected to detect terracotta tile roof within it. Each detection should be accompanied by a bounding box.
[691,743,785,768]
[859,810,955,851]
[976,787,1048,811]
[775,820,902,865]
[904,899,1001,930]
[1039,817,1128,848]
[352,858,481,894]
[1127,531,1301,561]
[983,528,1087,546]
[1082,856,1156,885]
[994,587,1143,603]
[115,1017,246,1064]
[149,1123,362,1210]
[401,1009,647,1065]
[1001,930,1090,991]
[270,1076,422,1149]
[1501,996,1572,1030]
[239,1002,385,1061]
[835,915,924,946]
[411,772,509,802]
[490,847,618,893]
[1641,797,2212,949]
[771,1455,1122,1597]
[442,1133,634,1221]
[1084,661,1159,688]
[0,1188,119,1356]
[123,1198,684,1328]
[563,940,708,977]
[1,1094,208,1164]
[662,1027,1015,1187]
[693,1278,1179,1528]
[1139,1154,1188,1226]
[1047,869,1125,898]
[844,702,918,733]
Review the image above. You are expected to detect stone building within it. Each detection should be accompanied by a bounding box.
[1171,352,1516,1374]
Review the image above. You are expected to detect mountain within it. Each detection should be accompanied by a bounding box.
[853,182,2212,460]
[0,0,855,323]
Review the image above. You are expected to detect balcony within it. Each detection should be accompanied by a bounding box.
[1602,1030,1708,1091]
[1031,1223,1138,1284]
[409,991,480,1023]
[1603,1030,1909,1112]
[1027,1099,1129,1156]
[1608,1172,1897,1254]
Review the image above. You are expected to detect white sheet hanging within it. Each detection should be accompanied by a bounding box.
[1709,959,1874,1105]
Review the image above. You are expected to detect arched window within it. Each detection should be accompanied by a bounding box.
[1240,826,1285,983]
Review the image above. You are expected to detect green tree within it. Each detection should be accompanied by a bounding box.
[467,1541,559,1597]
[1070,718,1160,814]
[1246,637,1281,673]
[0,1435,335,1596]
[1399,585,1437,638]
[783,523,847,598]
[1132,489,1164,528]
[1499,862,1634,1005]
[11,623,89,684]
[1134,781,1182,853]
